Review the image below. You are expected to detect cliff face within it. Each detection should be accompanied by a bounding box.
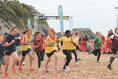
[0,1,49,35]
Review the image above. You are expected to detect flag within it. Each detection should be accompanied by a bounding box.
[28,18,31,28]
[58,5,64,36]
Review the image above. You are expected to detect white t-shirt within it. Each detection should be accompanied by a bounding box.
[75,37,80,40]
[110,33,118,39]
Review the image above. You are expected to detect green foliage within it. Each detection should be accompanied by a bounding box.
[0,1,48,30]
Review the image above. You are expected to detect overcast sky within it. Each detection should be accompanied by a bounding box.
[19,0,118,36]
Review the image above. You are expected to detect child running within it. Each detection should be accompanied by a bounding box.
[32,32,44,70]
[89,32,102,63]
[45,28,58,72]
[19,28,34,71]
[0,35,5,74]
[72,31,81,60]
[4,27,19,78]
[71,34,79,64]
[58,30,77,72]
[107,27,118,70]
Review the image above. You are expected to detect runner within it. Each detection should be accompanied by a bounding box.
[72,31,81,60]
[0,35,5,74]
[89,32,102,63]
[32,32,44,70]
[19,28,34,71]
[58,30,77,72]
[4,27,19,78]
[107,27,118,70]
[45,28,59,72]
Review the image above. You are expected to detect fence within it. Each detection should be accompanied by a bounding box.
[79,40,112,53]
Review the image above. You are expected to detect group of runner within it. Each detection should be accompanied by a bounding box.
[0,27,80,78]
[0,26,118,78]
[89,27,118,70]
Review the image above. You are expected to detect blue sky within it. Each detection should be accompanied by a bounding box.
[19,0,118,36]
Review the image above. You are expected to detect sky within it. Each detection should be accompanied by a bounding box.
[19,0,118,36]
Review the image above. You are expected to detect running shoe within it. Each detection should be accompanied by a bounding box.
[63,69,69,72]
[97,60,100,63]
[65,66,70,71]
[12,67,17,73]
[88,50,92,55]
[21,62,25,66]
[45,65,49,72]
[107,64,112,70]
[5,73,9,78]
[19,66,22,71]
[75,62,79,65]
[63,66,70,72]
[30,68,34,71]
[54,67,59,71]
[38,68,42,71]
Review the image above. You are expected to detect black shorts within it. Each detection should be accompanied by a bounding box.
[111,48,118,54]
[22,49,32,57]
[46,50,57,57]
[5,50,16,55]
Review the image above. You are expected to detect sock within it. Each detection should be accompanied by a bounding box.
[110,57,115,65]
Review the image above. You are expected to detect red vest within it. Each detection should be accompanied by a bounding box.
[34,36,43,51]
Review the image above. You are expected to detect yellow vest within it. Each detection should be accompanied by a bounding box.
[20,35,32,51]
[45,35,57,53]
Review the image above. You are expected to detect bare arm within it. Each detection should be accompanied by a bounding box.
[17,37,21,40]
[5,40,15,47]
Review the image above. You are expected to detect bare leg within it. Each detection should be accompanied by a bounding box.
[27,52,33,68]
[53,53,58,67]
[46,57,51,66]
[11,52,19,68]
[19,56,25,66]
[17,51,20,66]
[5,56,10,73]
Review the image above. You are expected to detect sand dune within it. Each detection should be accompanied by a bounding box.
[0,52,118,79]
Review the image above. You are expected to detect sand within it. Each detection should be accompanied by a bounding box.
[0,51,118,79]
